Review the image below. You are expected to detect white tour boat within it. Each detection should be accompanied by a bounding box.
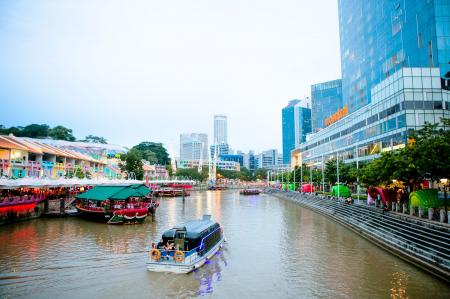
[146,215,225,273]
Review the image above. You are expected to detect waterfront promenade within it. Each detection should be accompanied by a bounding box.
[268,189,450,282]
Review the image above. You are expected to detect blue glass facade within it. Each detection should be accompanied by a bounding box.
[282,100,312,164]
[298,107,312,144]
[311,79,343,132]
[338,0,450,114]
[282,100,298,164]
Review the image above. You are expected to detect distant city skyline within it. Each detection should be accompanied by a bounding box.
[0,0,342,157]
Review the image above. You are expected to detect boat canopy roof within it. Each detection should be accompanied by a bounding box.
[162,215,218,240]
[76,184,151,201]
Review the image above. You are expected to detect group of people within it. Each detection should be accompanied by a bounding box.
[151,239,177,260]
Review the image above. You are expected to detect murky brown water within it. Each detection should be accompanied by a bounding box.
[1,190,449,298]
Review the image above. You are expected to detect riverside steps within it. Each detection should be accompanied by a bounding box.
[267,189,450,282]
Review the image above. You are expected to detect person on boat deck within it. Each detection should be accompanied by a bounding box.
[157,238,164,249]
[162,241,175,259]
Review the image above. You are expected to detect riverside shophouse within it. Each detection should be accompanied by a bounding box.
[0,135,117,179]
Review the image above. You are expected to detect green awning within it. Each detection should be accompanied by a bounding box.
[110,185,150,200]
[76,184,151,201]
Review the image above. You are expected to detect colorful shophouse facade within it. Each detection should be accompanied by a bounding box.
[0,135,121,179]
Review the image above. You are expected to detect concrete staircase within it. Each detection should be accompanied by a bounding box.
[269,190,450,282]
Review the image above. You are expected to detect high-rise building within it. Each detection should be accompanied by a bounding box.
[213,115,228,144]
[282,99,312,164]
[179,133,208,161]
[311,79,343,132]
[210,143,229,159]
[292,1,450,167]
[218,154,244,167]
[256,149,279,169]
[243,151,256,171]
[338,0,450,114]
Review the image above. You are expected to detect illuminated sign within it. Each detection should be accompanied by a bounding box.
[324,105,348,127]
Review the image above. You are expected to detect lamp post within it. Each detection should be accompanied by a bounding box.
[293,166,296,192]
[300,163,303,193]
[440,178,448,222]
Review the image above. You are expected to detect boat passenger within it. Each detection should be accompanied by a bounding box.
[157,238,164,249]
[162,241,174,260]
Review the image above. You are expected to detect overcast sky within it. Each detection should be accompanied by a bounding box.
[0,0,341,157]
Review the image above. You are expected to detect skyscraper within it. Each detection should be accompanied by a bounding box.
[213,115,227,144]
[338,0,450,114]
[282,99,312,164]
[311,79,343,132]
[179,133,208,161]
[291,0,450,166]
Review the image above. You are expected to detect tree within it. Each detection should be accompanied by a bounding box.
[217,168,240,180]
[239,167,253,181]
[119,148,144,180]
[408,118,450,182]
[132,142,170,165]
[176,167,208,181]
[324,159,338,185]
[21,124,50,138]
[360,118,450,191]
[48,125,76,141]
[254,168,268,180]
[83,135,107,144]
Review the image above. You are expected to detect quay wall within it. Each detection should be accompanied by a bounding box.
[268,189,450,283]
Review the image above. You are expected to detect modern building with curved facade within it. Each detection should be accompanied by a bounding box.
[292,0,450,167]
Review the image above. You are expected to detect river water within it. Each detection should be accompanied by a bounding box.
[1,190,449,298]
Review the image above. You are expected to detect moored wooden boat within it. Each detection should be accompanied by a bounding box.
[240,189,261,195]
[153,188,190,197]
[76,184,152,224]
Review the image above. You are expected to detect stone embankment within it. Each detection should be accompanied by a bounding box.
[267,189,450,282]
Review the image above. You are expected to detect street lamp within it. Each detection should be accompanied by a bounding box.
[440,178,448,222]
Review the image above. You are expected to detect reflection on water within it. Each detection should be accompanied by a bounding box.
[0,190,449,299]
[390,271,409,299]
[193,250,227,296]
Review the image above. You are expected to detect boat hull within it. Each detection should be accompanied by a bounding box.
[146,237,225,274]
[76,206,148,224]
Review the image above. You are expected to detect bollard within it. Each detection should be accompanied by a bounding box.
[428,208,434,220]
[403,204,407,214]
[440,209,445,223]
[410,206,414,216]
[448,211,450,224]
[44,199,49,213]
[60,198,65,214]
[419,207,423,218]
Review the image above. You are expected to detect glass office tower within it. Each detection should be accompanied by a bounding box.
[338,0,450,114]
[311,79,343,132]
[282,100,312,164]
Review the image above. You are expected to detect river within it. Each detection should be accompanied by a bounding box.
[1,190,449,298]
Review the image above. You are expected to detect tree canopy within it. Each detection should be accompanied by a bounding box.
[359,118,450,190]
[119,148,144,180]
[132,142,170,165]
[0,124,50,138]
[175,167,208,181]
[82,135,107,144]
[48,125,76,141]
